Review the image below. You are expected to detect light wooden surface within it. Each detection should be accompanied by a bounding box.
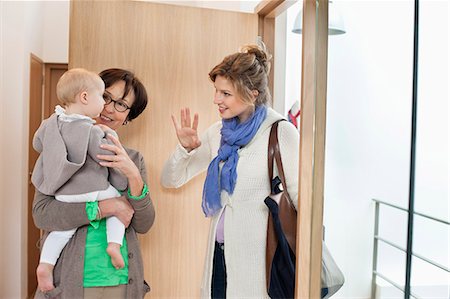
[255,0,297,18]
[296,0,329,298]
[70,1,258,297]
[258,15,275,98]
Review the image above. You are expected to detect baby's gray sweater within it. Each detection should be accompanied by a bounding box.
[31,113,127,196]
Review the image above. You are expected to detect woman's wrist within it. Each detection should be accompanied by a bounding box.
[127,173,145,197]
[128,183,149,200]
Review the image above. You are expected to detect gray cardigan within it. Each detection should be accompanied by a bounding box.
[32,113,127,196]
[32,147,155,299]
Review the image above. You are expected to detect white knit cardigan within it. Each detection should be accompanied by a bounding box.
[161,108,299,298]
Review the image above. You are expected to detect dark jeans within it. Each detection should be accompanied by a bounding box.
[211,242,227,298]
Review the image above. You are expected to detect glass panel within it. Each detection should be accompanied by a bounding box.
[412,1,449,298]
[374,276,405,299]
[313,0,414,297]
[414,0,449,222]
[413,216,449,270]
[378,205,408,249]
[377,241,406,289]
[410,256,449,299]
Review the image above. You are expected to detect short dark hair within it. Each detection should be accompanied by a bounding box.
[99,68,148,122]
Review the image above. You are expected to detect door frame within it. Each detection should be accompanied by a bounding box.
[256,1,329,298]
[28,53,44,298]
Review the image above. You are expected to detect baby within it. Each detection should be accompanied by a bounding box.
[32,68,127,291]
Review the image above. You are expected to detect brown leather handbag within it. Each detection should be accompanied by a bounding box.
[265,120,297,298]
[265,121,345,299]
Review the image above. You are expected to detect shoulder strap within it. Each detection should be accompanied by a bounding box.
[268,120,288,193]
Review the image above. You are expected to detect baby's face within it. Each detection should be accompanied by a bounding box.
[85,86,106,118]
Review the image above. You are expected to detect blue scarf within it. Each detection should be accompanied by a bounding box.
[202,105,267,217]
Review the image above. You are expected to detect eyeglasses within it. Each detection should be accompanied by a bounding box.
[103,93,131,112]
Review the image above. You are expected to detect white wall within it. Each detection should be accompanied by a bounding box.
[0,1,69,297]
[42,1,70,63]
[285,0,302,117]
[144,0,261,13]
[1,2,44,297]
[285,1,449,298]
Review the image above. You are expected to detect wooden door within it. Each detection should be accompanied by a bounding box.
[70,1,258,297]
[28,59,67,298]
[44,64,68,118]
[28,54,43,299]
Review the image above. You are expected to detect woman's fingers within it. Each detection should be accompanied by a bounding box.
[186,108,191,127]
[99,142,119,154]
[97,153,121,162]
[181,108,186,127]
[96,134,123,156]
[180,107,196,128]
[192,113,199,131]
[99,134,126,157]
[106,133,123,149]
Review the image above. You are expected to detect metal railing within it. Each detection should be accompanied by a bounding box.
[371,198,450,299]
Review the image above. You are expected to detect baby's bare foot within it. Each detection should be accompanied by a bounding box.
[36,263,55,292]
[107,243,125,269]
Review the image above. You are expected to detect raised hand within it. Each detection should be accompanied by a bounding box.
[97,133,140,179]
[97,133,145,198]
[171,107,201,152]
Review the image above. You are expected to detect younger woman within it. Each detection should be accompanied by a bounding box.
[161,45,299,298]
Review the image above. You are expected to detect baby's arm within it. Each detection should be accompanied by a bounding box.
[88,126,127,190]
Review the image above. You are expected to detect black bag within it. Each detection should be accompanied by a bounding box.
[265,121,344,299]
[265,196,296,298]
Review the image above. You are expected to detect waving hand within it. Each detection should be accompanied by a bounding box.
[171,108,201,153]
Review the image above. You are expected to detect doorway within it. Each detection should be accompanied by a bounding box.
[27,59,67,298]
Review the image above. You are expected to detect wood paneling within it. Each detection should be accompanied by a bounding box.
[259,16,275,97]
[296,1,329,298]
[70,1,258,297]
[255,0,296,19]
